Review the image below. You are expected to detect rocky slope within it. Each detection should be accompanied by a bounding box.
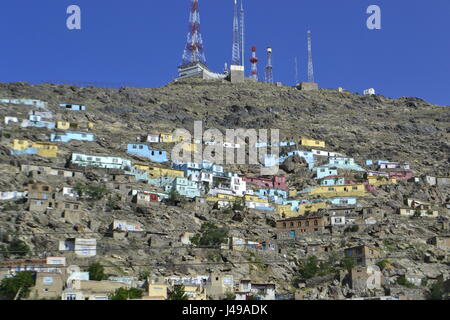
[0,79,448,300]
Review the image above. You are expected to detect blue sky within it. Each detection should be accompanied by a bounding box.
[0,0,449,106]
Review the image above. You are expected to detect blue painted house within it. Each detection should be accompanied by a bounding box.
[319,177,345,186]
[127,143,168,163]
[172,160,224,177]
[50,132,95,143]
[322,157,366,172]
[263,150,315,169]
[257,189,287,204]
[164,177,200,198]
[59,104,86,111]
[10,148,38,156]
[316,167,339,179]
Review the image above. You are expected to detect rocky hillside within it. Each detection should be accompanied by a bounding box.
[0,80,448,300]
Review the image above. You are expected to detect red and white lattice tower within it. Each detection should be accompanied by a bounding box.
[181,0,206,66]
[249,46,259,81]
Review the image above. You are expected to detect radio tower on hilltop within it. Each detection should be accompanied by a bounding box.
[307,30,314,83]
[249,46,259,81]
[265,47,273,84]
[181,0,206,66]
[240,0,245,67]
[232,0,241,65]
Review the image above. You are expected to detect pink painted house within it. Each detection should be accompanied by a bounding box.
[243,176,287,191]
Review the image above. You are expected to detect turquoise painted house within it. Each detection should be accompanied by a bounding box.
[50,132,94,142]
[164,177,200,198]
[127,143,168,163]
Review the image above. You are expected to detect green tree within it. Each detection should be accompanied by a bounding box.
[232,200,245,211]
[8,239,30,257]
[109,287,143,300]
[74,183,110,200]
[88,262,108,281]
[168,189,183,206]
[167,285,188,300]
[299,256,319,280]
[191,222,228,247]
[340,255,356,271]
[428,281,444,300]
[0,271,35,300]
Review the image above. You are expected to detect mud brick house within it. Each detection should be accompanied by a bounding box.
[350,265,383,291]
[344,245,382,266]
[276,215,326,239]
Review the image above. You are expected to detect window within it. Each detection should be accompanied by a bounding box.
[352,186,358,190]
[65,204,70,209]
[66,294,76,300]
[305,221,310,227]
[87,157,92,161]
[96,158,101,162]
[314,220,318,226]
[133,145,137,149]
[139,145,143,149]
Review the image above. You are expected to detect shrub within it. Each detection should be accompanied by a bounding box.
[88,262,108,281]
[428,281,444,300]
[191,222,228,247]
[74,183,110,200]
[167,285,188,300]
[340,255,356,271]
[0,271,35,300]
[300,256,319,280]
[376,259,390,270]
[344,225,359,233]
[109,287,143,300]
[8,239,30,257]
[396,275,415,288]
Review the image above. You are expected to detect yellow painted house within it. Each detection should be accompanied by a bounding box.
[180,142,198,152]
[159,133,185,143]
[206,193,240,203]
[298,201,328,215]
[12,139,58,158]
[145,283,168,300]
[367,176,397,186]
[56,121,94,130]
[308,184,367,198]
[56,121,71,130]
[300,138,326,148]
[276,201,328,219]
[276,204,298,218]
[135,164,184,178]
[288,189,298,198]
